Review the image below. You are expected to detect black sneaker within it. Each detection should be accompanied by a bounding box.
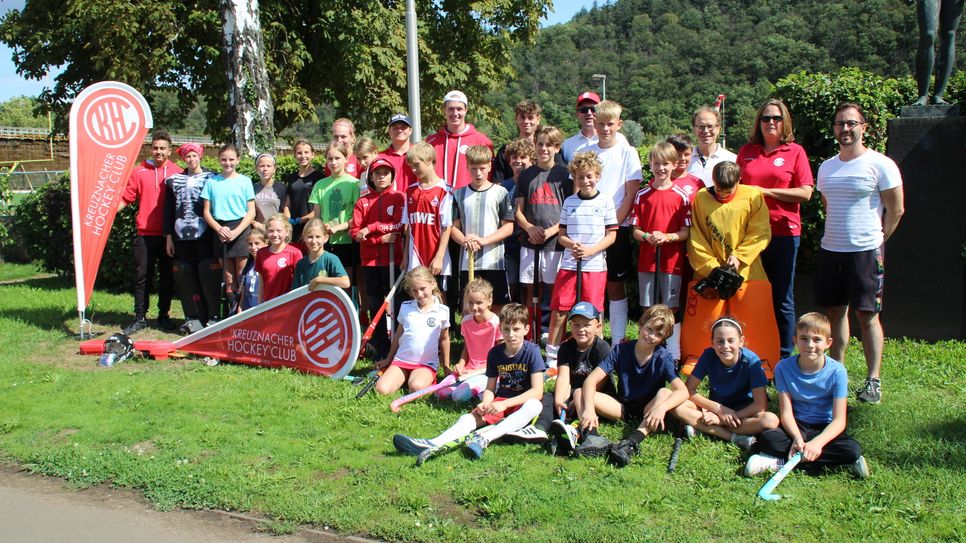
[123,317,148,336]
[856,378,881,404]
[607,439,639,468]
[573,434,612,457]
[157,314,177,332]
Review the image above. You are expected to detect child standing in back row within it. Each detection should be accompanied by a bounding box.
[309,142,361,281]
[393,303,545,461]
[746,312,869,479]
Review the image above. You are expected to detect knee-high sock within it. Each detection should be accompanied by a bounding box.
[430,413,478,446]
[478,398,543,442]
[667,322,682,360]
[609,298,628,344]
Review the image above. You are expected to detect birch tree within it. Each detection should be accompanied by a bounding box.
[220,0,274,154]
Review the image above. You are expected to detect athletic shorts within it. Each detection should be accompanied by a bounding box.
[459,270,511,305]
[550,269,606,312]
[605,227,632,282]
[814,247,884,313]
[481,396,521,425]
[620,396,651,421]
[213,219,251,259]
[519,247,563,284]
[326,243,359,270]
[638,272,683,308]
[390,360,439,382]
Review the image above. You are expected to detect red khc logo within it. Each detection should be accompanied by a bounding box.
[83,93,142,148]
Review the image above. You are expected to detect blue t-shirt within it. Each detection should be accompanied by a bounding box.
[598,342,677,403]
[200,174,255,221]
[239,259,260,311]
[692,347,768,409]
[486,341,546,399]
[774,355,848,425]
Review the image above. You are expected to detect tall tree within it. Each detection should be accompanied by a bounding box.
[220,0,275,154]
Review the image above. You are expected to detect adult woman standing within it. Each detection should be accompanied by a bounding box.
[687,106,736,188]
[737,99,814,359]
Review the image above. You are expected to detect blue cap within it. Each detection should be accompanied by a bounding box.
[388,113,412,128]
[569,301,600,321]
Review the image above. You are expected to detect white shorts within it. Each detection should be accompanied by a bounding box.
[520,247,562,285]
[638,272,683,308]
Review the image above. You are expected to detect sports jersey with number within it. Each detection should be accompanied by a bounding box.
[402,180,453,275]
[454,183,513,271]
[559,191,618,272]
[630,183,691,274]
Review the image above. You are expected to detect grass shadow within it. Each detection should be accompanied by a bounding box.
[0,306,131,335]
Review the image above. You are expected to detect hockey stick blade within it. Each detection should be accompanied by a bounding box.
[757,452,803,501]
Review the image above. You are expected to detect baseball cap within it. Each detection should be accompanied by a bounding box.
[569,301,600,321]
[576,91,601,107]
[388,113,412,128]
[367,157,395,176]
[443,90,468,106]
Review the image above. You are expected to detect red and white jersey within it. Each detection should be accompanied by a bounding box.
[402,180,453,275]
[672,173,704,203]
[630,184,691,274]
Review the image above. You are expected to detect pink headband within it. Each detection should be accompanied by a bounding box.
[177,142,204,159]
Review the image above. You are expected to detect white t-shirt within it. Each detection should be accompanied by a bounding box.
[687,145,737,187]
[394,297,450,369]
[817,149,902,252]
[584,140,643,226]
[563,132,629,164]
[559,191,618,272]
[453,183,513,271]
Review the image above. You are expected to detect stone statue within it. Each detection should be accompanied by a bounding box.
[912,0,964,105]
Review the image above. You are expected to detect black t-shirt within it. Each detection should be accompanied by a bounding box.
[558,336,615,393]
[517,164,573,251]
[285,169,323,239]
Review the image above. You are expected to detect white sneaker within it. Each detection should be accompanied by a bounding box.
[744,453,782,477]
[850,455,870,479]
[683,424,696,439]
[505,424,548,444]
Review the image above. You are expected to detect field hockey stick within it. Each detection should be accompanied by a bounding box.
[390,368,487,412]
[666,419,683,474]
[387,243,396,342]
[653,243,662,306]
[416,424,495,466]
[575,257,583,303]
[531,248,540,341]
[360,271,406,354]
[355,370,381,398]
[220,242,229,319]
[757,452,803,501]
[468,247,475,282]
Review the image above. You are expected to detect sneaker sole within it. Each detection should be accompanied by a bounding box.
[392,435,431,456]
[574,445,611,458]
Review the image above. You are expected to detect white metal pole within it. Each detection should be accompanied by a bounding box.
[405,0,422,142]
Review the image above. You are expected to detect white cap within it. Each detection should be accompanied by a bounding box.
[443,90,468,106]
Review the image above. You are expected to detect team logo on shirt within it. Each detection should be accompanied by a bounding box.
[277,257,289,268]
[387,205,395,215]
[459,145,469,154]
[347,163,357,174]
[773,158,785,167]
[427,317,438,327]
[431,196,440,208]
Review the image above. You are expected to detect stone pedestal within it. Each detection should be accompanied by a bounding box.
[884,110,966,340]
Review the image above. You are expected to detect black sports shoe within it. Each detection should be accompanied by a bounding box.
[573,434,612,457]
[123,317,148,336]
[157,314,177,332]
[607,439,639,468]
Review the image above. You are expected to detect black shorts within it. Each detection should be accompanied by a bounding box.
[213,219,251,259]
[620,396,650,420]
[326,242,359,270]
[458,269,512,305]
[606,226,632,282]
[814,248,884,313]
[173,233,213,263]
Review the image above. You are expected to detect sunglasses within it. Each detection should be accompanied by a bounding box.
[760,115,783,123]
[578,106,597,114]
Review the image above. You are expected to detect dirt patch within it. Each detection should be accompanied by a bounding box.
[311,467,350,481]
[128,440,157,456]
[430,492,479,528]
[54,428,79,443]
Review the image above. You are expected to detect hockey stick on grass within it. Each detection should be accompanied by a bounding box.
[416,424,495,466]
[757,452,803,501]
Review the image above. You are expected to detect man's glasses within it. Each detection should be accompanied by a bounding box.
[578,106,596,114]
[833,120,865,129]
[695,124,719,132]
[759,115,783,123]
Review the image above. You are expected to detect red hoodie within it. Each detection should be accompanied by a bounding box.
[350,187,406,267]
[122,159,184,236]
[424,123,493,189]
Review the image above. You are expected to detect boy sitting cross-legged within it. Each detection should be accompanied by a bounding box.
[392,303,545,461]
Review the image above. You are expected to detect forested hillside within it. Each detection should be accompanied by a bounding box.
[483,0,964,146]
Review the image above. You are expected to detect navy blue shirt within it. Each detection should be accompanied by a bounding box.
[486,341,546,399]
[559,336,614,393]
[692,347,768,409]
[598,342,677,403]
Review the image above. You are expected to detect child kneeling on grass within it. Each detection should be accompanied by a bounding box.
[576,305,689,467]
[393,303,545,460]
[745,312,869,479]
[671,317,779,451]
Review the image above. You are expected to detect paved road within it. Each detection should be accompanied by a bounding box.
[0,468,363,543]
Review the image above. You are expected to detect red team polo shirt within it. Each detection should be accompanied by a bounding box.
[402,180,453,274]
[737,142,814,237]
[255,244,303,301]
[630,183,692,274]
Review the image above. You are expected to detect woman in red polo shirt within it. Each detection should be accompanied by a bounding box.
[737,99,814,360]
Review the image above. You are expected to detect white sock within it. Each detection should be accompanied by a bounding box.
[430,413,478,446]
[609,299,628,344]
[667,322,682,360]
[478,398,543,443]
[545,344,559,368]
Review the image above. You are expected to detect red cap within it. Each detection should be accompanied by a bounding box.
[368,157,395,177]
[576,91,601,107]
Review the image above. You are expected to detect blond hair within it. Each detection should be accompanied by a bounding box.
[595,100,623,123]
[406,141,437,166]
[465,145,493,166]
[536,125,564,147]
[405,266,443,301]
[246,225,267,242]
[354,137,379,157]
[300,218,329,240]
[463,278,494,303]
[796,312,832,339]
[568,151,602,178]
[505,138,535,160]
[326,141,350,159]
[649,141,679,164]
[265,213,293,243]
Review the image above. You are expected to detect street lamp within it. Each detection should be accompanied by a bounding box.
[592,73,606,101]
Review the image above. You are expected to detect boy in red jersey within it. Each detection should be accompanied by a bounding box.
[401,142,453,289]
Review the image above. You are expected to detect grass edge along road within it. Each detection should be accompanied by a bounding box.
[0,269,963,542]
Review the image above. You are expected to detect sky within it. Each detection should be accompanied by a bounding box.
[0,0,598,102]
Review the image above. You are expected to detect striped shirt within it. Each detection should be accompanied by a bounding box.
[559,191,618,272]
[817,150,902,252]
[453,182,513,271]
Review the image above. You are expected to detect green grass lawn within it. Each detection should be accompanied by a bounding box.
[0,275,963,542]
[0,261,44,283]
